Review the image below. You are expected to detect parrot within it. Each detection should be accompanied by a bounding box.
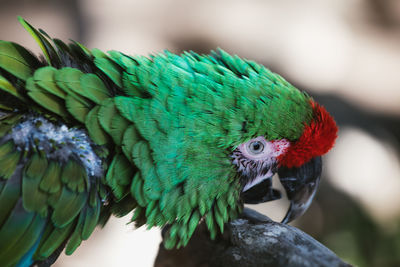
[0,17,337,267]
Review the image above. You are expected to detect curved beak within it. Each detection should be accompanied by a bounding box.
[278,156,322,224]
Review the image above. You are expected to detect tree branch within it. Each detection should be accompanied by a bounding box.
[154,208,352,267]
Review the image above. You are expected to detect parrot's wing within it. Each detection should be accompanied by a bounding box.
[0,20,110,265]
[0,114,103,266]
[0,20,149,265]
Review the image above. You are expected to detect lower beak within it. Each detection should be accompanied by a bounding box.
[278,156,322,224]
[241,177,281,204]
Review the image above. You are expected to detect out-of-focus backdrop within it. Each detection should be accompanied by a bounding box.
[1,0,400,266]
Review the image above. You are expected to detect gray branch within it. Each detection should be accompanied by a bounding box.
[154,208,352,267]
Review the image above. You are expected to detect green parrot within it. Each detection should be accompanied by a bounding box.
[0,17,337,266]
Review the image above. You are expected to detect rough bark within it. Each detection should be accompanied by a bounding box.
[154,208,351,267]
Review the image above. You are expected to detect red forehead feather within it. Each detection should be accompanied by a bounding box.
[278,101,338,168]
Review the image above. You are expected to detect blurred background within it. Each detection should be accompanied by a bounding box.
[1,0,400,266]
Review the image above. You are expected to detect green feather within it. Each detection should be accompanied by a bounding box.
[0,209,45,266]
[0,180,4,194]
[18,16,60,66]
[0,116,19,137]
[65,209,85,255]
[158,188,180,219]
[163,223,179,249]
[22,174,48,217]
[24,153,48,179]
[176,197,192,221]
[85,105,109,145]
[91,48,108,59]
[71,41,91,57]
[22,154,49,216]
[145,202,163,228]
[108,50,138,71]
[109,113,130,145]
[39,161,62,194]
[81,200,100,240]
[0,104,12,112]
[61,160,88,193]
[36,222,74,259]
[106,154,132,199]
[121,124,140,162]
[216,196,228,223]
[205,212,217,240]
[181,199,194,225]
[145,207,157,228]
[130,173,147,207]
[26,78,67,117]
[113,155,134,187]
[187,210,200,238]
[0,199,33,254]
[0,141,14,158]
[213,206,225,233]
[130,206,143,222]
[95,57,123,87]
[0,40,39,81]
[34,67,66,99]
[145,200,157,218]
[98,98,117,133]
[121,72,142,97]
[131,141,162,200]
[80,74,110,104]
[92,48,123,87]
[54,67,82,95]
[0,150,20,179]
[0,75,24,101]
[189,189,198,209]
[65,93,92,123]
[98,97,131,145]
[51,187,88,227]
[0,178,21,230]
[88,186,98,208]
[114,96,137,123]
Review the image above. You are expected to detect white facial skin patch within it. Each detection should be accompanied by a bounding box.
[238,137,290,162]
[232,136,290,192]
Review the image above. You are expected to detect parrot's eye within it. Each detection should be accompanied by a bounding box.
[247,141,265,155]
[237,136,274,160]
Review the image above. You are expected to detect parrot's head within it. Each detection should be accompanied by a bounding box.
[232,100,337,223]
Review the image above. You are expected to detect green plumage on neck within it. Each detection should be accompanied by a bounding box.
[0,17,314,266]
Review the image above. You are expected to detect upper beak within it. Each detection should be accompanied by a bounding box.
[278,156,322,224]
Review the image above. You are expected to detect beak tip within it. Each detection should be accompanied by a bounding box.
[278,156,322,224]
[281,217,290,224]
[280,203,297,224]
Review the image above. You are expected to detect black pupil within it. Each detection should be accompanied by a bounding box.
[252,142,261,151]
